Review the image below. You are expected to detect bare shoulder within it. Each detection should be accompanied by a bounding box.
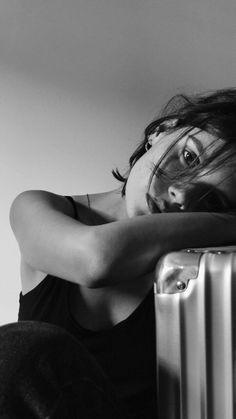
[14,189,120,295]
[11,190,101,294]
[72,189,125,224]
[18,193,86,295]
[17,192,89,295]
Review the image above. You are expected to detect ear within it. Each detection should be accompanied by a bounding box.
[147,131,165,147]
[147,118,178,147]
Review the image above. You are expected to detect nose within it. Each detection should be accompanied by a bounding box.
[167,185,186,210]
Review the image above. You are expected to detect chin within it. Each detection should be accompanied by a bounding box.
[125,190,150,217]
[128,206,150,218]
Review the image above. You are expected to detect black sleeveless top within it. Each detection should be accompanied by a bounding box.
[18,196,157,419]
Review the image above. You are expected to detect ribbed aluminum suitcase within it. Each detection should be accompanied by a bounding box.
[154,247,236,419]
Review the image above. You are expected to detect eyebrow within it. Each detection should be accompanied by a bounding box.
[188,135,204,154]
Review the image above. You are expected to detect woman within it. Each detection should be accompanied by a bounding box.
[7,88,236,418]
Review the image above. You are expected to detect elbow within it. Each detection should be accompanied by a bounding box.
[9,193,21,229]
[9,191,27,238]
[9,190,36,234]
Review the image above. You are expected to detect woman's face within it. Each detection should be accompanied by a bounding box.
[125,127,236,217]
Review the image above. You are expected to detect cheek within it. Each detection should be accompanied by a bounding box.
[147,155,174,197]
[130,156,154,188]
[125,159,154,215]
[148,175,169,198]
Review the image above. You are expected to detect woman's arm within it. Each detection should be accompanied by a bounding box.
[10,191,99,287]
[94,211,236,286]
[10,190,236,288]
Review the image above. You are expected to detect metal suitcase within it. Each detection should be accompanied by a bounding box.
[154,247,236,419]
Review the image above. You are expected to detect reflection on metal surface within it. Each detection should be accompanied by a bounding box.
[154,248,236,419]
[155,250,201,294]
[155,247,236,294]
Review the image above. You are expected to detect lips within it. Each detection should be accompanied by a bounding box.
[147,194,186,213]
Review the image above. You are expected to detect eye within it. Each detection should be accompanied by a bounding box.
[183,149,200,167]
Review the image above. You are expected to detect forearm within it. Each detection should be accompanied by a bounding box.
[93,212,236,286]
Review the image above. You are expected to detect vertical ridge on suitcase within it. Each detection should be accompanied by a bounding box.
[154,250,236,419]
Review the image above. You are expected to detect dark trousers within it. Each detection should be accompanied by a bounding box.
[0,321,124,419]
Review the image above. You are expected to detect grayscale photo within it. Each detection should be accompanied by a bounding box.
[1,1,236,418]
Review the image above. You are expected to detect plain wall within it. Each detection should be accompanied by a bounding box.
[1,0,236,324]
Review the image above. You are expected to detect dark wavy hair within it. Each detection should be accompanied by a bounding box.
[112,88,236,211]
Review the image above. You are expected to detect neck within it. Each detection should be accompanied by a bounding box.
[89,188,129,222]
